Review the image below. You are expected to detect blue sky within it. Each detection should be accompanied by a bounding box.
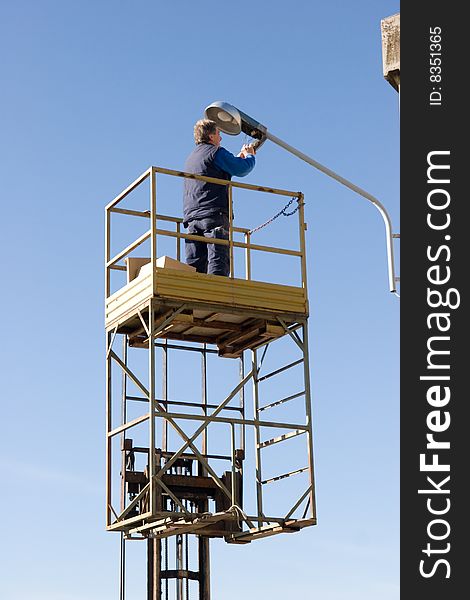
[0,1,399,598]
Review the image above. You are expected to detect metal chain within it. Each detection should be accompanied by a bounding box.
[248,197,300,235]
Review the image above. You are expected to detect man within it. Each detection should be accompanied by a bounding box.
[183,119,256,276]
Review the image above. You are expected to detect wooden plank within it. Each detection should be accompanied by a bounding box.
[158,331,219,345]
[154,269,307,314]
[106,268,307,336]
[105,275,152,326]
[190,317,248,331]
[106,273,152,312]
[217,325,262,350]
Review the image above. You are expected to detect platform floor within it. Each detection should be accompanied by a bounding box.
[105,267,308,357]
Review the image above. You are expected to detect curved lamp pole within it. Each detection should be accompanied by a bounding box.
[205,101,400,295]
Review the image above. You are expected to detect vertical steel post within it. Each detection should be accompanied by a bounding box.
[147,537,162,600]
[149,168,157,516]
[105,206,112,528]
[185,527,190,600]
[199,344,211,599]
[297,193,316,519]
[120,336,128,600]
[162,340,168,453]
[120,337,128,511]
[149,298,156,515]
[301,322,317,521]
[244,232,251,280]
[199,533,210,600]
[119,533,126,600]
[148,171,163,599]
[105,208,111,299]
[147,453,162,600]
[297,194,308,292]
[251,349,263,526]
[201,345,208,470]
[228,184,234,278]
[164,536,169,600]
[176,534,183,600]
[150,168,157,296]
[176,221,181,261]
[105,331,112,528]
[239,354,245,453]
[230,423,236,505]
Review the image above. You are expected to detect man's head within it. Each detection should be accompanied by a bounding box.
[194,119,222,147]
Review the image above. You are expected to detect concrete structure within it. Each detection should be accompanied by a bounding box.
[381,13,400,92]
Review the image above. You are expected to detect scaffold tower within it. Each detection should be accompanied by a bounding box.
[105,166,317,599]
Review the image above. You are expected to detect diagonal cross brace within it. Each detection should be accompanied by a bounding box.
[277,318,304,352]
[110,350,253,501]
[284,485,312,520]
[154,478,191,516]
[106,326,118,359]
[155,369,255,478]
[116,482,150,522]
[110,350,230,497]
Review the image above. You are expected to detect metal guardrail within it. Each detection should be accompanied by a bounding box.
[105,166,308,298]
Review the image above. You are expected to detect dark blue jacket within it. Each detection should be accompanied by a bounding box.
[183,143,231,224]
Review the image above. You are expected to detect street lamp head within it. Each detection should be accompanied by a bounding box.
[204,101,268,143]
[205,101,242,135]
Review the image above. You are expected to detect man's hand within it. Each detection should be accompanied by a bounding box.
[238,144,255,158]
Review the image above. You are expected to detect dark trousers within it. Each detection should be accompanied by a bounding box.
[185,213,230,276]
